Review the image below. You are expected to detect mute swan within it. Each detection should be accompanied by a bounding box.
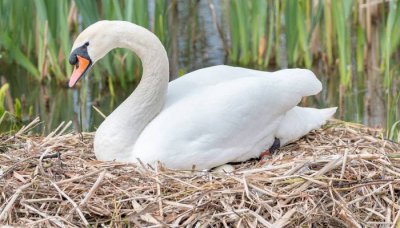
[68,20,336,170]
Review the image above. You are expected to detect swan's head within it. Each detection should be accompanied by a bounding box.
[68,21,117,87]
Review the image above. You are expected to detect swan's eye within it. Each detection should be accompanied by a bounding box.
[84,42,89,46]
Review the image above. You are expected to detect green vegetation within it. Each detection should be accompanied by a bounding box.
[226,0,400,140]
[0,84,9,118]
[0,0,168,87]
[0,0,398,140]
[0,83,24,132]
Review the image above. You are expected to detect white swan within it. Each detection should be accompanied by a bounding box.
[68,20,336,170]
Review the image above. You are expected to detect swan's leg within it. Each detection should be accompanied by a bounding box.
[270,137,281,154]
[259,137,280,162]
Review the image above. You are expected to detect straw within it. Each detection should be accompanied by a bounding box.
[0,120,399,226]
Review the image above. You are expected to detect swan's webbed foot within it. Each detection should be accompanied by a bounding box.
[259,138,280,164]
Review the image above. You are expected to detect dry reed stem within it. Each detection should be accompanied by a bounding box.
[0,120,399,227]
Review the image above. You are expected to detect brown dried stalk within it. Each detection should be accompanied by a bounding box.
[0,120,399,227]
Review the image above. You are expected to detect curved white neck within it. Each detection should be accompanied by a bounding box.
[94,22,169,160]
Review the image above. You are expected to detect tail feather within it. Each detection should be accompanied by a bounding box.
[276,106,337,146]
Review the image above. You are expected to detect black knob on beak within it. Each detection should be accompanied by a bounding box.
[69,54,77,65]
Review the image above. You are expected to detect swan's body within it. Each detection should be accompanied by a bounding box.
[68,21,336,170]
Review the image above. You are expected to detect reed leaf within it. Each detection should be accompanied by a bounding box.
[263,4,274,67]
[296,0,311,68]
[0,34,40,80]
[323,0,333,65]
[284,0,299,66]
[331,0,352,88]
[0,83,9,116]
[233,0,250,65]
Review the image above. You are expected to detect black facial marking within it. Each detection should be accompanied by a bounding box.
[69,42,91,65]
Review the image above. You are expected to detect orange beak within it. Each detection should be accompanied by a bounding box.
[69,55,91,87]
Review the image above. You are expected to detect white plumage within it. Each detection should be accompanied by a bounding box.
[69,21,336,170]
[134,66,335,169]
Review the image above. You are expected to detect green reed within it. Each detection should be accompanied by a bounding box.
[0,0,399,140]
[0,1,38,80]
[382,0,400,138]
[226,0,400,140]
[0,0,168,87]
[331,0,352,88]
[0,83,8,129]
[0,83,9,118]
[0,83,24,132]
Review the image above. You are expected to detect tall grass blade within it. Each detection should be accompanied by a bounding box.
[0,83,9,116]
[331,0,352,88]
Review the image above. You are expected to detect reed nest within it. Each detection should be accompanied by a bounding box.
[0,119,400,227]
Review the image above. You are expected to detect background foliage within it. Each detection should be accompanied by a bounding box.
[0,0,399,140]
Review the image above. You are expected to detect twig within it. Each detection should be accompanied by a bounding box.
[55,169,104,185]
[340,148,349,180]
[51,181,89,226]
[160,173,201,190]
[391,207,400,228]
[38,148,52,176]
[248,210,273,228]
[272,208,297,227]
[92,105,107,119]
[0,183,32,221]
[22,203,64,227]
[347,182,391,206]
[79,170,106,207]
[207,0,229,54]
[155,164,164,219]
[4,117,40,143]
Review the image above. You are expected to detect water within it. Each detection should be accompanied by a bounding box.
[1,1,397,137]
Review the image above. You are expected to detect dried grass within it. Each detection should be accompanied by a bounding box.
[0,120,400,227]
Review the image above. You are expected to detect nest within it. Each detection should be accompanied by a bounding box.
[0,119,400,227]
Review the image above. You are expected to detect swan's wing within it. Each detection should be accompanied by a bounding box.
[133,68,323,169]
[172,65,268,86]
[165,65,270,108]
